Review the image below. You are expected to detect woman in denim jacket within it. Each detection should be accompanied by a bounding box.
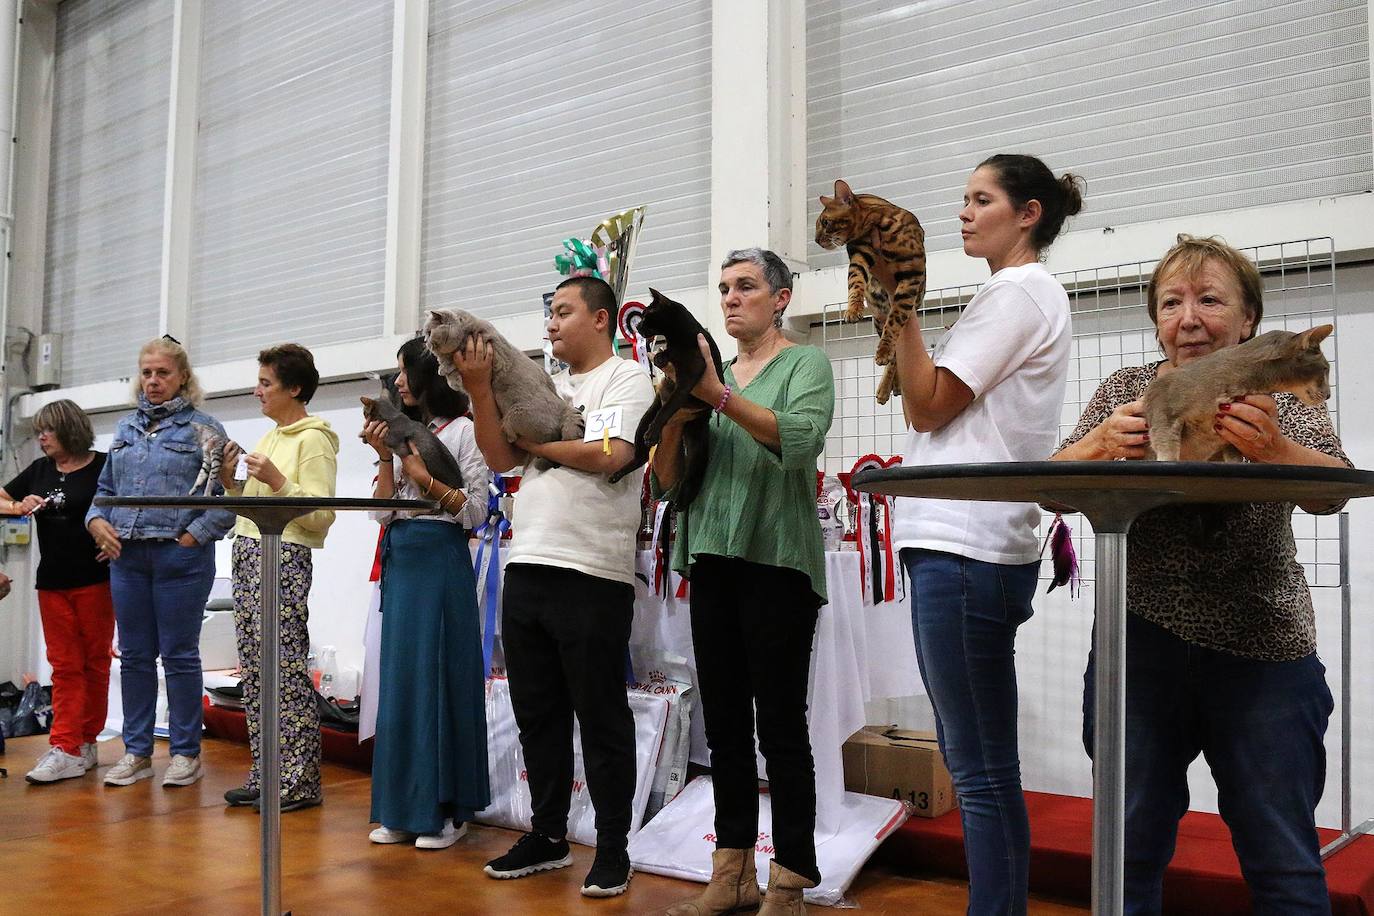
[85,337,236,788]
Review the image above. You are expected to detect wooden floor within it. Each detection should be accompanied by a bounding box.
[0,735,1087,914]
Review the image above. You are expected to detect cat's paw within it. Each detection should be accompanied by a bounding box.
[844,303,867,323]
[874,340,894,365]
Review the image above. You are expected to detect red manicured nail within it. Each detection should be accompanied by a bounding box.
[1219,403,1231,412]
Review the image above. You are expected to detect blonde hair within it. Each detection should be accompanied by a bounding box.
[32,399,95,454]
[131,337,204,406]
[1147,235,1264,342]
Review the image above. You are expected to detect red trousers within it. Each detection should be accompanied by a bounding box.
[38,582,115,755]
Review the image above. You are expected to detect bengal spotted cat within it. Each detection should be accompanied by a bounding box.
[815,179,927,405]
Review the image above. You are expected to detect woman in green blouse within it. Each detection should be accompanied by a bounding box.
[654,247,835,915]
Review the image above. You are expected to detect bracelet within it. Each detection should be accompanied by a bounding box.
[714,385,733,413]
[378,457,393,464]
[424,474,435,494]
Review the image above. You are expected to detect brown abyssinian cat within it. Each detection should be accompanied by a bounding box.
[1142,324,1333,461]
[815,179,926,404]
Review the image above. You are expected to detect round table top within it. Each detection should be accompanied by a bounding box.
[95,495,435,511]
[853,461,1374,505]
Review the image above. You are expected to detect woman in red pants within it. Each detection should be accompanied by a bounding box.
[1,399,114,783]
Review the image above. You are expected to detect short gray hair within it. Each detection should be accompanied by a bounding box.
[721,247,793,294]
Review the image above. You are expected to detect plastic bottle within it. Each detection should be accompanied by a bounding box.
[318,646,338,699]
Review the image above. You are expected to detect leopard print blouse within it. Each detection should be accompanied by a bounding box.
[1059,362,1351,661]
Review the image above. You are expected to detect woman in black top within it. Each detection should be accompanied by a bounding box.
[1,399,112,784]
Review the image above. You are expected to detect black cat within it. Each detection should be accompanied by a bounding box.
[609,288,723,508]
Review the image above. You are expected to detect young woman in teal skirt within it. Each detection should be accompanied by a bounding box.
[362,337,491,849]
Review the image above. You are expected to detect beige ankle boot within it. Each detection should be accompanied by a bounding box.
[756,860,817,915]
[664,847,761,915]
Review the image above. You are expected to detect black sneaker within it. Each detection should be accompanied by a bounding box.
[252,793,322,813]
[483,832,573,879]
[581,847,633,898]
[224,786,259,807]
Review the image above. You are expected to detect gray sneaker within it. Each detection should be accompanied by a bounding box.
[26,747,89,784]
[162,754,203,787]
[79,743,97,771]
[104,753,154,786]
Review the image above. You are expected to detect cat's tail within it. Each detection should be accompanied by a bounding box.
[876,362,900,405]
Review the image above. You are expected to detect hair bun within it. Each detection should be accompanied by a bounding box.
[1058,173,1085,217]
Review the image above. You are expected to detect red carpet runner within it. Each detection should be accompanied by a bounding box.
[875,791,1374,914]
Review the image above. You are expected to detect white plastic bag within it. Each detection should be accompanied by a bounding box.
[629,775,908,907]
[476,677,669,846]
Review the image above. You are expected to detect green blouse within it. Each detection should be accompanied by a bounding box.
[668,345,835,603]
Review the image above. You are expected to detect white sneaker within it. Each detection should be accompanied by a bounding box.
[79,743,97,771]
[369,825,417,845]
[415,819,466,850]
[162,754,203,787]
[25,747,89,784]
[104,753,153,786]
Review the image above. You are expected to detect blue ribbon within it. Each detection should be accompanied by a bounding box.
[474,475,510,679]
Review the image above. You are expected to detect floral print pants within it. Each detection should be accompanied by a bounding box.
[232,535,320,801]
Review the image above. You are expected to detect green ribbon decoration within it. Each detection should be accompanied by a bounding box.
[554,237,601,278]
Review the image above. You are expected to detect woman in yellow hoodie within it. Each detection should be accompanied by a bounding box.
[218,343,339,811]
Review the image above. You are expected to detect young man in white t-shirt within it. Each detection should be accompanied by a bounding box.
[452,276,654,899]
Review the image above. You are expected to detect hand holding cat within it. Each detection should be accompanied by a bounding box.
[1215,395,1287,463]
[244,452,287,492]
[362,419,393,460]
[453,334,495,391]
[397,442,430,487]
[1090,400,1151,460]
[219,440,243,488]
[686,334,725,406]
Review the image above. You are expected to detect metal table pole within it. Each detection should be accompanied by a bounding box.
[257,525,285,916]
[94,495,433,916]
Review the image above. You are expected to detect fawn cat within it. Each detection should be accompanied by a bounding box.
[608,289,722,508]
[1142,325,1333,461]
[815,179,926,405]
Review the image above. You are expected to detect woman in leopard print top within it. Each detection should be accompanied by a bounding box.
[1054,235,1349,913]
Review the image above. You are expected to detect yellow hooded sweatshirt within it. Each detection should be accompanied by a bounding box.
[229,415,340,548]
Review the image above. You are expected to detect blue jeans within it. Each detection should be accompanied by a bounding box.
[110,539,216,758]
[1084,613,1333,915]
[904,548,1039,916]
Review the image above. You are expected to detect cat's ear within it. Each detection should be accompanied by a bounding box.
[834,179,855,204]
[1299,324,1333,348]
[648,288,665,303]
[819,193,833,207]
[360,396,374,409]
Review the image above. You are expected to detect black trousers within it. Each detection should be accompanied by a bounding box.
[502,562,636,850]
[689,555,821,883]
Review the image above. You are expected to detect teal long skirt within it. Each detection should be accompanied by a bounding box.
[370,519,490,833]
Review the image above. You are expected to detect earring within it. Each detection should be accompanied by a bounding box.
[774,312,784,329]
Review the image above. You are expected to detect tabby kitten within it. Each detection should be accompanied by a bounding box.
[1142,325,1332,461]
[816,179,927,404]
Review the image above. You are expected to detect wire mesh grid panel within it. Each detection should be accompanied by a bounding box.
[816,237,1342,587]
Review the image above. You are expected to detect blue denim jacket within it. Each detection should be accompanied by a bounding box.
[84,403,237,544]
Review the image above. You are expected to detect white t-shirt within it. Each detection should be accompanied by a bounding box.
[506,354,655,585]
[893,262,1071,565]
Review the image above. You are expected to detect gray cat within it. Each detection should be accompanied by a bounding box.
[360,392,465,490]
[423,308,585,458]
[189,422,225,496]
[1142,324,1332,461]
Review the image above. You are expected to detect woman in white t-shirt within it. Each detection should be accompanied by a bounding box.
[890,154,1083,915]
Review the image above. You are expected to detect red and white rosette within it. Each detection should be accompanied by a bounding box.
[618,300,654,377]
[844,454,905,605]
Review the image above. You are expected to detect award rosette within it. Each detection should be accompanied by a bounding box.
[552,205,648,359]
[844,454,904,605]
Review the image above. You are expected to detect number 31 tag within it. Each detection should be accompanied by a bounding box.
[583,407,624,443]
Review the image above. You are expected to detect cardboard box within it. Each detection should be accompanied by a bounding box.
[841,725,956,818]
